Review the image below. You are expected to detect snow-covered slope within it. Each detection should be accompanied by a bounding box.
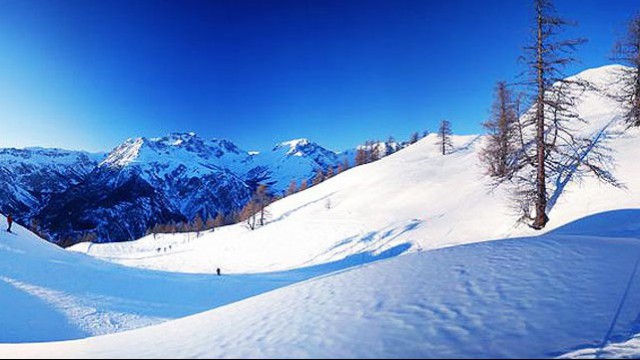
[4,210,640,358]
[2,64,640,358]
[0,214,397,344]
[70,65,638,274]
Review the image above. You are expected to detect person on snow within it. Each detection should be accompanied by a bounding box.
[216,268,221,276]
[6,214,13,233]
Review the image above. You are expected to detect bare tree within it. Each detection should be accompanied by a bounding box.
[312,169,324,186]
[355,147,367,166]
[342,157,350,172]
[254,184,270,227]
[286,180,297,196]
[325,166,335,179]
[612,13,640,127]
[409,132,420,144]
[480,81,519,181]
[192,213,204,236]
[437,120,453,155]
[213,212,225,227]
[512,0,620,229]
[299,179,308,191]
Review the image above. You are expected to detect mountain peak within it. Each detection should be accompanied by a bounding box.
[274,138,314,156]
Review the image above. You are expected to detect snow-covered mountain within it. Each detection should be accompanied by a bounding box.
[0,148,103,223]
[0,133,360,244]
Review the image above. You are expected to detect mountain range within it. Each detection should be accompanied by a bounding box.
[0,134,399,245]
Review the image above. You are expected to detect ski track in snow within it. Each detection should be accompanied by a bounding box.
[0,277,167,337]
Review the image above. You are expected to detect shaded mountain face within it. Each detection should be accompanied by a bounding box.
[1,133,358,245]
[0,148,102,225]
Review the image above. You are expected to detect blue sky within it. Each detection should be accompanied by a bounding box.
[0,0,637,152]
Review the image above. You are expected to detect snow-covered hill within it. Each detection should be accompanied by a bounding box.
[1,64,640,358]
[3,210,640,358]
[0,214,393,344]
[72,66,640,274]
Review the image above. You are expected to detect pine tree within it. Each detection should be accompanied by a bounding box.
[437,120,453,155]
[612,13,640,127]
[480,81,519,180]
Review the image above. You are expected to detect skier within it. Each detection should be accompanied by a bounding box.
[216,268,221,276]
[6,214,12,233]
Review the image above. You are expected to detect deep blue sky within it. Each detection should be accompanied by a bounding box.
[0,0,637,152]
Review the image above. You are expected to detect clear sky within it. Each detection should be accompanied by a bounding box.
[0,0,637,153]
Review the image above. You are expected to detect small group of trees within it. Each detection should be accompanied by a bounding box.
[240,184,271,230]
[480,0,635,230]
[148,211,226,236]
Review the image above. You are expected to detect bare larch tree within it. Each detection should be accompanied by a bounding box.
[612,13,640,127]
[512,0,620,230]
[480,81,519,181]
[437,120,453,155]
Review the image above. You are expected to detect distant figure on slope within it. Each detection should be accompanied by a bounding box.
[216,268,221,276]
[6,214,12,233]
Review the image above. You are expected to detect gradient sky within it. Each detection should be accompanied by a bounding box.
[0,0,637,153]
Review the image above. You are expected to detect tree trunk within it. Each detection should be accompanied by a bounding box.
[533,1,548,230]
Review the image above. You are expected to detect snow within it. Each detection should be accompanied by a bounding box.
[1,64,640,357]
[3,211,640,358]
[0,215,403,343]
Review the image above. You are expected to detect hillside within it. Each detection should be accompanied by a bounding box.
[3,210,640,358]
[1,64,640,358]
[71,65,640,274]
